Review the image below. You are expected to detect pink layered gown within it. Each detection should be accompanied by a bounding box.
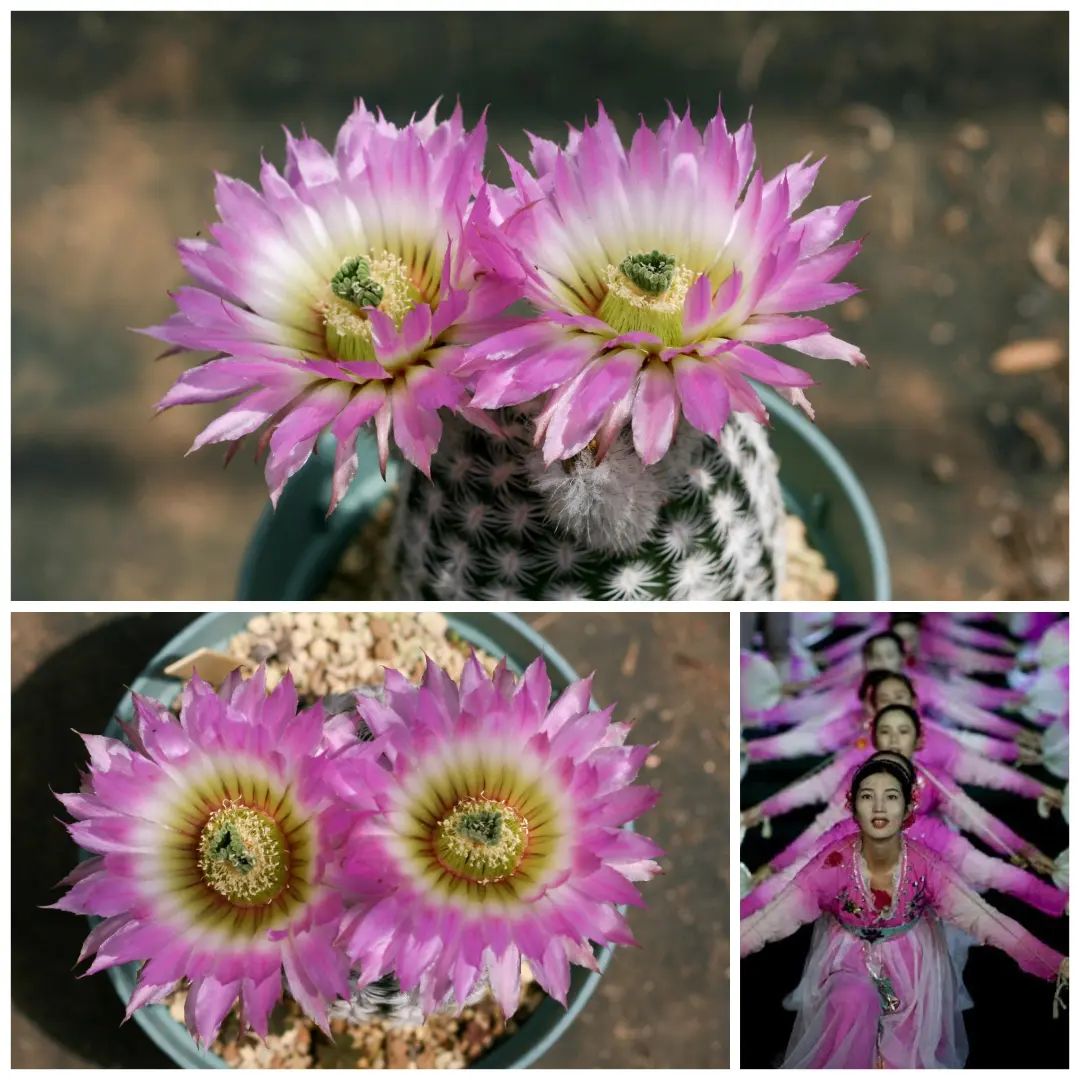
[741,836,1064,1068]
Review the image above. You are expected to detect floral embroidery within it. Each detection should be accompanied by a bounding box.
[905,875,930,921]
[837,887,864,918]
[824,850,844,868]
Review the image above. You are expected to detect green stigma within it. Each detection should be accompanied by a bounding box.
[198,804,288,906]
[598,255,696,347]
[619,250,676,295]
[434,798,528,884]
[321,250,422,365]
[331,255,385,309]
[454,808,504,846]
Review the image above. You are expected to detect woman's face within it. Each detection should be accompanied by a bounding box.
[866,639,904,671]
[874,710,918,757]
[893,621,920,652]
[854,771,907,840]
[873,677,915,711]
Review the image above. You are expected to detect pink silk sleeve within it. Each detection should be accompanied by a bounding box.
[803,654,863,691]
[925,615,1019,653]
[741,863,827,958]
[951,674,1026,710]
[948,743,1044,799]
[746,714,858,762]
[926,772,1035,856]
[757,754,855,818]
[745,685,850,731]
[946,728,1020,763]
[928,857,1065,981]
[769,801,849,872]
[937,697,1025,740]
[928,825,1068,917]
[814,626,875,663]
[924,635,1015,674]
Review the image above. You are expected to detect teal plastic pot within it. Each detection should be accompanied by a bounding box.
[237,389,890,600]
[96,612,617,1069]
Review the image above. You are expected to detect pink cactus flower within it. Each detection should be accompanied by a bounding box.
[332,655,663,1018]
[142,101,526,510]
[466,101,867,465]
[51,668,366,1044]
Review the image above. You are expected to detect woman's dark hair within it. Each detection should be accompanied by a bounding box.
[849,752,915,813]
[869,671,916,708]
[857,668,911,703]
[871,703,922,739]
[890,613,924,629]
[862,630,905,662]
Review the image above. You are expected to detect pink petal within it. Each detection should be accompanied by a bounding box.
[188,380,306,453]
[681,272,715,339]
[328,384,387,513]
[185,974,241,1046]
[783,331,867,366]
[631,361,680,465]
[672,357,732,440]
[390,378,443,476]
[470,333,600,409]
[735,315,829,345]
[588,783,661,826]
[728,344,815,388]
[542,350,643,463]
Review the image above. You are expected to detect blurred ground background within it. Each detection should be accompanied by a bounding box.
[12,610,728,1067]
[11,11,1068,600]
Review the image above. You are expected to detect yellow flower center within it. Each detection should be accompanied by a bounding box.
[433,797,529,884]
[320,250,422,363]
[197,803,289,905]
[597,255,696,347]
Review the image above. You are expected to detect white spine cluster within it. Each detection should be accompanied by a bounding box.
[526,430,666,555]
[602,560,663,601]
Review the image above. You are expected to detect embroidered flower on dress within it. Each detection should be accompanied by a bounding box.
[824,850,844,868]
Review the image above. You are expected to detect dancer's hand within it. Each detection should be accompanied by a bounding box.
[1022,846,1057,876]
[1017,743,1042,766]
[1015,728,1042,751]
[1042,786,1065,810]
[751,864,775,886]
[741,805,764,830]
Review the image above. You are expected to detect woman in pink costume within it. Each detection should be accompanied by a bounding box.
[741,754,1067,1068]
[742,707,1067,918]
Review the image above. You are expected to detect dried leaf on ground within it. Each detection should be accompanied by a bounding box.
[990,338,1064,375]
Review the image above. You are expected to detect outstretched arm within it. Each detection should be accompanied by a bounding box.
[930,858,1066,981]
[930,772,1057,873]
[745,714,858,763]
[769,802,850,873]
[741,872,825,958]
[747,754,854,824]
[946,737,1048,799]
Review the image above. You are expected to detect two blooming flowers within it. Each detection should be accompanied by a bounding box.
[53,657,663,1045]
[145,100,865,512]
